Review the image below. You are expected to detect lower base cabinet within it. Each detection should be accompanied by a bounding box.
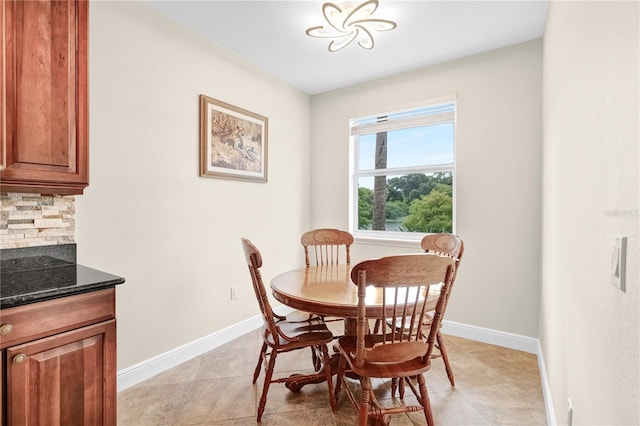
[1,289,117,426]
[6,321,116,425]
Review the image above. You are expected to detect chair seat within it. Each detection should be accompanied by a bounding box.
[263,320,334,350]
[337,335,432,379]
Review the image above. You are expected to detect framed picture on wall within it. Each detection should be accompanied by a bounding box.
[199,95,268,183]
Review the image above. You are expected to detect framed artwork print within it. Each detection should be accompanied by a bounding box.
[199,95,268,183]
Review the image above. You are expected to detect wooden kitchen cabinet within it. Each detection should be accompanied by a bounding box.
[0,289,117,425]
[0,0,89,195]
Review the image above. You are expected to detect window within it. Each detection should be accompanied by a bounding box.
[350,99,456,241]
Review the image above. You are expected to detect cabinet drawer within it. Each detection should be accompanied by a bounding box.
[0,289,115,349]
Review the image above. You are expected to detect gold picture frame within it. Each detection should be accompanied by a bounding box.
[199,95,268,183]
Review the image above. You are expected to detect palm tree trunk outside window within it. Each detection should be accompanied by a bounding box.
[372,131,387,230]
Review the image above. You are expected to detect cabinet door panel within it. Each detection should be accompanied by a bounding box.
[0,350,4,423]
[1,0,88,194]
[1,1,5,172]
[14,0,74,168]
[6,320,116,426]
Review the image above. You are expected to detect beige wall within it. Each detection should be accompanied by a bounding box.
[542,1,639,424]
[310,41,543,337]
[76,1,312,369]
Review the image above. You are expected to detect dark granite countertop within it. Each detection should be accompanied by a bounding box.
[0,244,125,309]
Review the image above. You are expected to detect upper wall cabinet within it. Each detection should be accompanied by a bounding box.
[1,0,88,195]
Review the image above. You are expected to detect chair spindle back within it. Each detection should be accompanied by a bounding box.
[301,228,354,266]
[350,253,456,368]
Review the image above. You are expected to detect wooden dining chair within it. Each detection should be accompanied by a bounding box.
[301,228,354,267]
[300,228,354,325]
[334,253,456,426]
[241,238,337,422]
[420,233,464,386]
[390,233,465,397]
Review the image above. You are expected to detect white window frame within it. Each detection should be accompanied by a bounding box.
[349,97,457,245]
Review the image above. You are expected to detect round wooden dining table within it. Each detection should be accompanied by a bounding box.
[271,264,437,331]
[271,264,357,314]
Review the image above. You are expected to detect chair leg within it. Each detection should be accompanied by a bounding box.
[311,346,321,371]
[391,377,406,399]
[359,377,371,426]
[416,373,434,426]
[257,349,277,422]
[437,331,455,386]
[253,342,267,384]
[334,354,347,403]
[321,345,337,411]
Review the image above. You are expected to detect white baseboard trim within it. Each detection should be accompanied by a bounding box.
[117,312,555,426]
[440,320,539,353]
[117,313,261,392]
[117,306,292,392]
[537,339,557,426]
[440,320,555,425]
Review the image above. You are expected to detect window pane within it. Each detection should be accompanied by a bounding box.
[358,133,376,170]
[357,172,453,233]
[357,123,454,171]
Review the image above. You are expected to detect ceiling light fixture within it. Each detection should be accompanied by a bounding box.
[305,0,397,52]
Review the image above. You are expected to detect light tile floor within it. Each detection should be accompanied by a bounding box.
[118,323,547,425]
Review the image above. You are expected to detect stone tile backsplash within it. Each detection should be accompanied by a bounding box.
[0,193,75,249]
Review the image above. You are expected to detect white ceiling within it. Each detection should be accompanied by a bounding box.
[143,0,549,95]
